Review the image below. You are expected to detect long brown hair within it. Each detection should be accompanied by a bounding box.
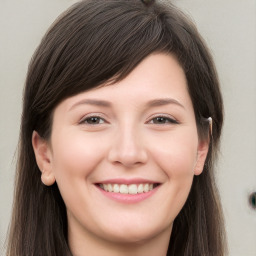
[7,0,226,255]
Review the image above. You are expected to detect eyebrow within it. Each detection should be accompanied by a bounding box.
[69,97,185,111]
[146,98,185,109]
[69,99,112,111]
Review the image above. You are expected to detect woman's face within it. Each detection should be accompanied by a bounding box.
[36,53,208,247]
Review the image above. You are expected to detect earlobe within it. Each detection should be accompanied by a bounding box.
[41,170,56,186]
[194,140,209,176]
[32,131,56,186]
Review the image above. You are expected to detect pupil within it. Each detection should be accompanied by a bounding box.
[90,117,99,123]
[156,117,165,123]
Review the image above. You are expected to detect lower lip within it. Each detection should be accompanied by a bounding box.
[96,186,160,204]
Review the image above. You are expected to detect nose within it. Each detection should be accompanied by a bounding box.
[107,126,148,168]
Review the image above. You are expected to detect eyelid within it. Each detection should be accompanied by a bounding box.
[146,113,179,124]
[78,113,178,125]
[79,113,108,125]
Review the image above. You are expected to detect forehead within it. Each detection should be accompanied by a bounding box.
[56,53,192,113]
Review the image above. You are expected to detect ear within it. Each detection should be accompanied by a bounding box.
[32,131,56,186]
[194,139,209,176]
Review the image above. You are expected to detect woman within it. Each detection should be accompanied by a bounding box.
[7,0,226,255]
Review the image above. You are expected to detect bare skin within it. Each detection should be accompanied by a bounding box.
[32,53,209,256]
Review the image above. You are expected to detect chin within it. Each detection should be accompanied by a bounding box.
[100,221,171,245]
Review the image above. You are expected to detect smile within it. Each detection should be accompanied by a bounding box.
[98,183,159,194]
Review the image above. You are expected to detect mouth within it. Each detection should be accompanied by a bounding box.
[96,183,160,195]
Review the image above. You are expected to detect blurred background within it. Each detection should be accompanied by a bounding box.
[0,0,255,255]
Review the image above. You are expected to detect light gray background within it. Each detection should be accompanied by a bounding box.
[1,0,256,255]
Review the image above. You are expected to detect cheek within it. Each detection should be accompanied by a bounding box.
[50,130,107,215]
[150,131,198,178]
[148,132,197,218]
[50,130,105,181]
[155,140,196,195]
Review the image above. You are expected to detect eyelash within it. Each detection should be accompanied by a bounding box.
[79,115,107,125]
[147,115,179,125]
[79,114,179,126]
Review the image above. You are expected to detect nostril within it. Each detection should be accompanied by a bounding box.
[107,132,148,167]
[108,150,148,167]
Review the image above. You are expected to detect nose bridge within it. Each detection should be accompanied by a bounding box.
[108,121,148,167]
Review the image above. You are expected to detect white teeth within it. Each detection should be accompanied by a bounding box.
[107,184,113,192]
[120,184,128,194]
[100,183,156,194]
[137,184,144,194]
[113,184,119,193]
[128,184,138,194]
[144,183,149,192]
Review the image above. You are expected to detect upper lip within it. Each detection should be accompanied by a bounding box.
[95,178,160,185]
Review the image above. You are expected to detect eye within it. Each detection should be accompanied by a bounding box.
[148,115,179,125]
[80,116,105,125]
